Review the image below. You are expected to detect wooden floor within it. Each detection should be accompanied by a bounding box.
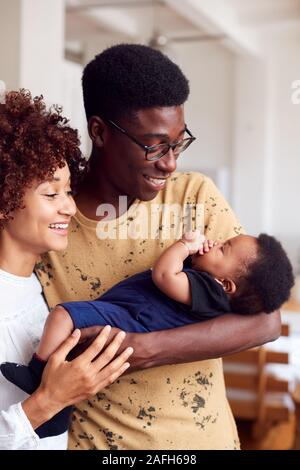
[236,417,297,450]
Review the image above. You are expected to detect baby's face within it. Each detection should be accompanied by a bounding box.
[191,234,258,280]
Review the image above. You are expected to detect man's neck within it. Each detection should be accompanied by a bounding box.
[76,172,135,221]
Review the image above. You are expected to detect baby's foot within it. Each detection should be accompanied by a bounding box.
[1,358,73,438]
[35,405,74,438]
[0,355,46,395]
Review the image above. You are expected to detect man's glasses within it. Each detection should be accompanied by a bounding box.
[104,118,196,161]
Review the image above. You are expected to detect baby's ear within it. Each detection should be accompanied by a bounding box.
[219,278,236,295]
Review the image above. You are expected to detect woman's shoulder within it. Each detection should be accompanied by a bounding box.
[0,270,46,320]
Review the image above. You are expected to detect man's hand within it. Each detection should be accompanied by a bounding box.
[67,325,108,360]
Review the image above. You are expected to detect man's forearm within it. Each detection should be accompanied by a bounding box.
[127,310,282,371]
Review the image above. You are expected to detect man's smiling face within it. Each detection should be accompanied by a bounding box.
[98,105,188,202]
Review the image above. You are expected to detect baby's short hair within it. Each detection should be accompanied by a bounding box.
[230,234,294,314]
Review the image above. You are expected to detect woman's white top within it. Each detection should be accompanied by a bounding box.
[0,269,68,450]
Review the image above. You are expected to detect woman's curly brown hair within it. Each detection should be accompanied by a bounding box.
[0,89,87,227]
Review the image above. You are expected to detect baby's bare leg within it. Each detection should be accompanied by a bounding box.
[36,306,74,360]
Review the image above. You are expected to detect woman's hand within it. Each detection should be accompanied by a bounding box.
[25,326,133,427]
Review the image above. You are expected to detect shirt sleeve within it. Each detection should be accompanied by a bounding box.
[0,402,39,450]
[185,270,231,319]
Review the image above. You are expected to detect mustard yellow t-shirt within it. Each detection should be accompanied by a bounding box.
[37,172,243,450]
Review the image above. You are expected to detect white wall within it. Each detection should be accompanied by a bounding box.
[175,41,235,176]
[0,0,65,104]
[0,0,21,90]
[267,36,300,270]
[231,57,271,234]
[230,33,300,270]
[20,0,65,104]
[61,60,89,155]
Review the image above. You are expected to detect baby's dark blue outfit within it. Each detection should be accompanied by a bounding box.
[62,269,230,332]
[0,268,230,439]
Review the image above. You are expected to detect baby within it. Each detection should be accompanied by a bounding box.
[1,230,294,435]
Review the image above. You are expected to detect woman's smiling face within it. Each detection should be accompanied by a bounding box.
[3,164,76,255]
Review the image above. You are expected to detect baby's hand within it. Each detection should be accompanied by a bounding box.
[181,230,214,255]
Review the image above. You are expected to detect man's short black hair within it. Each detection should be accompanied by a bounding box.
[230,234,294,314]
[82,43,189,121]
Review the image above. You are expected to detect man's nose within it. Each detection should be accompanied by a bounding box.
[155,148,177,173]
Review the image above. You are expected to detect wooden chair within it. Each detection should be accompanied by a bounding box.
[223,324,295,439]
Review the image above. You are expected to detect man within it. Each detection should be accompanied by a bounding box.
[38,44,280,450]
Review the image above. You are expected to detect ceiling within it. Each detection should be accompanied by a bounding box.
[65,0,300,60]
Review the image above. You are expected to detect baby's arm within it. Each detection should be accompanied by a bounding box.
[152,231,213,305]
[36,306,74,361]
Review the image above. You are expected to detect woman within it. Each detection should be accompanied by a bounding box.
[0,90,133,449]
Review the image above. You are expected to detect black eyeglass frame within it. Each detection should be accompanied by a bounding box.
[104,118,196,161]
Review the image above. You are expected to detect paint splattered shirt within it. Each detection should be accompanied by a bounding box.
[37,172,243,450]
